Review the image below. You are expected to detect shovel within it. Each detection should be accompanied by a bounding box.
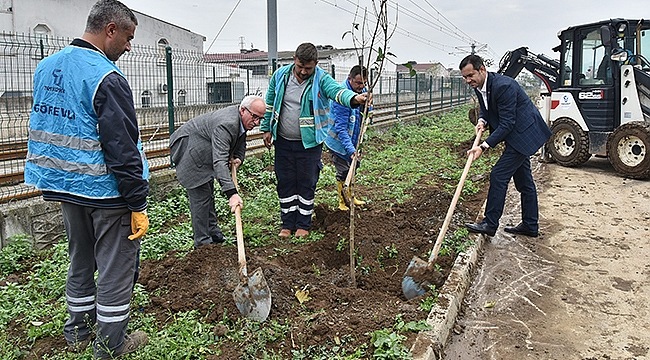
[341,101,372,207]
[402,129,484,300]
[231,166,272,321]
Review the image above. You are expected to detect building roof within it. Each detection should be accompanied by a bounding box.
[394,62,445,72]
[204,46,359,63]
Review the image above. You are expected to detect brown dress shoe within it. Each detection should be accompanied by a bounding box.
[294,229,309,238]
[278,229,291,238]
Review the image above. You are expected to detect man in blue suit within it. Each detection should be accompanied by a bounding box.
[460,54,551,237]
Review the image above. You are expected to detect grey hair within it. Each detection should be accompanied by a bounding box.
[85,0,138,34]
[239,95,264,110]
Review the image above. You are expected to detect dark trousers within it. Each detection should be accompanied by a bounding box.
[187,180,224,247]
[61,203,139,358]
[331,152,358,181]
[484,145,539,231]
[274,136,322,230]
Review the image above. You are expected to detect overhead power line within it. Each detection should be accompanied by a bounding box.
[205,0,243,54]
[319,0,458,53]
[420,0,477,44]
[398,0,471,43]
[319,0,489,60]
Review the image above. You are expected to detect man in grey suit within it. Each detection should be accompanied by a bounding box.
[170,95,265,248]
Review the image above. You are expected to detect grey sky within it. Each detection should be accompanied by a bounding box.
[120,0,648,70]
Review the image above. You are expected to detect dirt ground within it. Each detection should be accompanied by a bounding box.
[443,157,650,360]
[135,178,486,359]
[19,136,491,359]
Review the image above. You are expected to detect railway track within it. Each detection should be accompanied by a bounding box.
[0,96,468,202]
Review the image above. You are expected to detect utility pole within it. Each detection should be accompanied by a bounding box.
[267,0,278,74]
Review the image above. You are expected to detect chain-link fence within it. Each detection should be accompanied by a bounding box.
[0,32,471,202]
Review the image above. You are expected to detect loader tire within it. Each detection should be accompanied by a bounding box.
[607,122,650,179]
[548,118,591,167]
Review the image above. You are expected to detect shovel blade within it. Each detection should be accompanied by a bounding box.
[401,256,430,300]
[233,267,271,322]
[341,185,352,207]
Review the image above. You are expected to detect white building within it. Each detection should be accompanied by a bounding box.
[0,0,205,51]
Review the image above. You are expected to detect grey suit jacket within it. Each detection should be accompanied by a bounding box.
[169,105,246,196]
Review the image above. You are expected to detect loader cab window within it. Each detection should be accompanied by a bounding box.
[579,28,611,86]
[639,28,650,69]
[560,38,573,86]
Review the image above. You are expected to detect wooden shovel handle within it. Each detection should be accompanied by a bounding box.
[427,128,484,267]
[343,101,372,189]
[232,166,248,279]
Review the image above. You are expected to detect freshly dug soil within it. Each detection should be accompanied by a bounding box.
[137,178,487,358]
[21,138,489,359]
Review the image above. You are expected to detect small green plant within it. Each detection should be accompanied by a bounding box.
[385,244,398,259]
[311,263,321,277]
[369,329,411,359]
[376,244,398,269]
[353,250,371,275]
[394,314,431,333]
[418,285,440,312]
[335,237,347,252]
[290,231,324,245]
[439,227,473,257]
[0,234,34,276]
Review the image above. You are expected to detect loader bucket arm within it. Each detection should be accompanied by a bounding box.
[498,46,561,93]
[633,66,650,121]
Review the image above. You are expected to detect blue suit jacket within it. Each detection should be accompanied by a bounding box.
[478,72,551,156]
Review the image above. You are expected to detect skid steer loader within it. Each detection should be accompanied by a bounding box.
[497,19,650,179]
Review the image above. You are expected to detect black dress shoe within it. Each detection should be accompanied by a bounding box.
[465,222,497,236]
[504,223,538,237]
[211,234,225,244]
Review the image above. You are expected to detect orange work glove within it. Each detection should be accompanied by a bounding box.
[128,210,149,240]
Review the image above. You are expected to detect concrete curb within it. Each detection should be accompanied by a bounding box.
[410,201,488,360]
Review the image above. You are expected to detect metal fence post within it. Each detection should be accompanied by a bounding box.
[429,75,433,112]
[165,46,175,166]
[440,76,444,110]
[39,39,45,59]
[450,77,454,107]
[331,64,335,79]
[246,69,250,95]
[395,72,400,118]
[414,74,418,115]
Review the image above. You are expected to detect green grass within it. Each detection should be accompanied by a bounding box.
[361,107,496,204]
[0,105,491,359]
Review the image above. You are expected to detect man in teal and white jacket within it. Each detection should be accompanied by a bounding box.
[261,42,369,238]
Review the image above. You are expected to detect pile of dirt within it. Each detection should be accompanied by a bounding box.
[138,178,487,358]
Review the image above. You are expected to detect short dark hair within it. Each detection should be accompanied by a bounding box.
[294,43,318,63]
[85,0,138,34]
[349,65,368,79]
[459,54,484,71]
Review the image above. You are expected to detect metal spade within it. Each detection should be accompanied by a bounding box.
[231,166,271,321]
[402,129,484,300]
